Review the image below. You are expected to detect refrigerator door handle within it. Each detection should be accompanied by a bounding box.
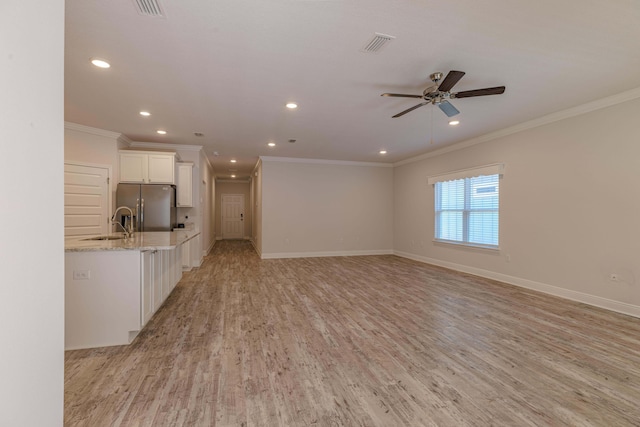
[140,198,144,231]
[135,198,140,231]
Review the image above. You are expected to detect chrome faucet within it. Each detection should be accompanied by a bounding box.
[111,206,134,239]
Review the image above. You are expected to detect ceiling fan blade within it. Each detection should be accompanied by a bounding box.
[381,93,423,99]
[392,102,429,118]
[453,86,506,98]
[437,70,465,92]
[438,101,460,117]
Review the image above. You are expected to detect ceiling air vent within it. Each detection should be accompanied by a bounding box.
[361,33,395,53]
[132,0,165,17]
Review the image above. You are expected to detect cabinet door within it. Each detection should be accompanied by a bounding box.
[160,250,171,302]
[191,235,201,267]
[176,163,193,207]
[174,244,183,287]
[148,154,175,184]
[181,240,190,269]
[152,250,162,311]
[140,250,154,326]
[120,153,148,183]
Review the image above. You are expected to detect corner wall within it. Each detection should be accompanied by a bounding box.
[394,95,640,317]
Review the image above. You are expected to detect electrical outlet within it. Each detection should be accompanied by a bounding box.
[73,270,90,280]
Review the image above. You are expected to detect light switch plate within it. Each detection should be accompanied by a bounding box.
[73,270,90,280]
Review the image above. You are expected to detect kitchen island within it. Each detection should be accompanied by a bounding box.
[65,230,200,350]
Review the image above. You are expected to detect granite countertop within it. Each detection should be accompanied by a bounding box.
[65,230,200,252]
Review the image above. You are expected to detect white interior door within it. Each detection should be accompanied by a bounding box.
[222,194,244,239]
[64,163,110,237]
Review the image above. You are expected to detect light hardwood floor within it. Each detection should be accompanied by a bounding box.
[65,240,640,426]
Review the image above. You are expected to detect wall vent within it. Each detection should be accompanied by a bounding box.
[361,33,395,53]
[132,0,165,17]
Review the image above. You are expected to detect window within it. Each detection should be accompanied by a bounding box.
[429,164,503,249]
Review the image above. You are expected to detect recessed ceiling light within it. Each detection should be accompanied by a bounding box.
[230,159,237,163]
[267,142,276,147]
[379,150,387,155]
[139,111,151,117]
[231,175,236,178]
[286,103,298,109]
[449,120,460,126]
[91,58,111,68]
[156,130,167,135]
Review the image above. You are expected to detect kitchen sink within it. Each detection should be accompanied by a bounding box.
[82,235,124,241]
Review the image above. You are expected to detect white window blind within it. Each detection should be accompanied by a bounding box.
[430,164,503,249]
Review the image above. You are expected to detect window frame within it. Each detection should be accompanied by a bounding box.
[429,164,503,250]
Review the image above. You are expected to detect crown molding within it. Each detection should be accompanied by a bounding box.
[216,179,251,183]
[129,141,203,152]
[394,86,640,167]
[64,122,122,139]
[260,156,393,168]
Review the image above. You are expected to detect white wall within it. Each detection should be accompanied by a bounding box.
[261,158,394,258]
[394,95,640,317]
[0,0,64,425]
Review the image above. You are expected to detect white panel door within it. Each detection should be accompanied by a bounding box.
[64,163,110,237]
[222,194,244,239]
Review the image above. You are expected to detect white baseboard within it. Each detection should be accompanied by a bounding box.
[394,250,640,319]
[261,249,394,260]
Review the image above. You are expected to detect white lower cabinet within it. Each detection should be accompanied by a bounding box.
[140,246,184,329]
[141,250,155,326]
[141,249,163,328]
[66,243,186,350]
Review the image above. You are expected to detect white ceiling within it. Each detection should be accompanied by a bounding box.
[65,0,640,179]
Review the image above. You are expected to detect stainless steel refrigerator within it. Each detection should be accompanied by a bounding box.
[115,184,176,232]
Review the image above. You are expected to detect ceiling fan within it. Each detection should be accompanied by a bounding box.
[381,70,505,118]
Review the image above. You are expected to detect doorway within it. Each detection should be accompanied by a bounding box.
[221,194,245,239]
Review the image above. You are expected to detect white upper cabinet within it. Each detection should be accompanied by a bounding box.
[120,152,148,183]
[120,151,176,184]
[176,162,193,207]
